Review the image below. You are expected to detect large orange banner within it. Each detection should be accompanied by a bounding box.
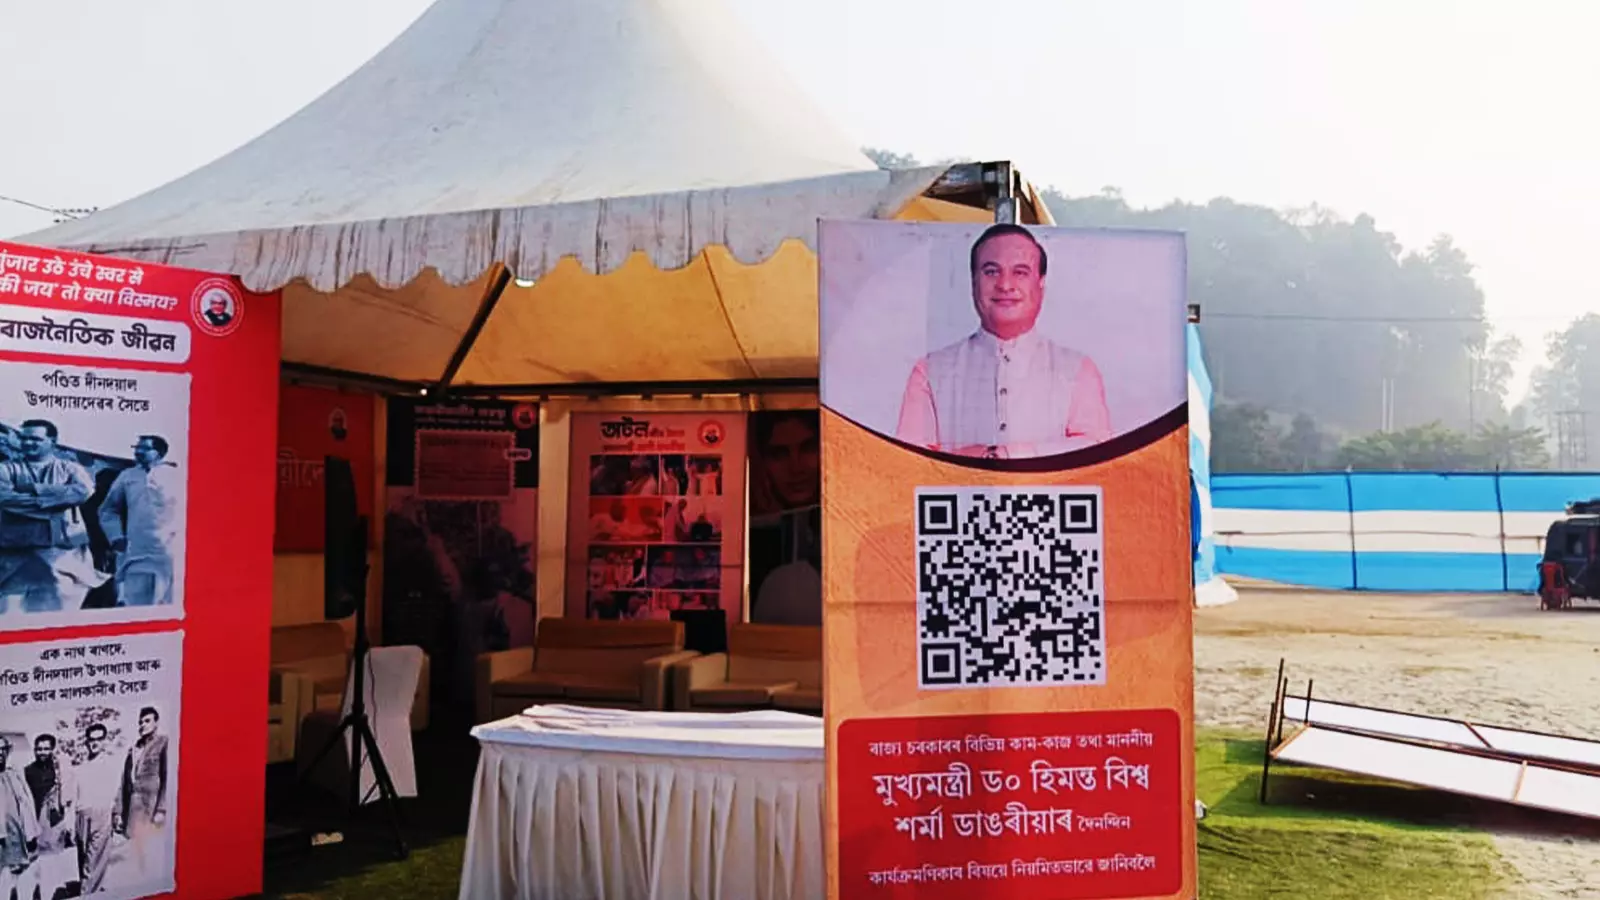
[819,220,1195,899]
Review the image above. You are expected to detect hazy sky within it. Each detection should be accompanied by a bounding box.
[2,0,1594,400]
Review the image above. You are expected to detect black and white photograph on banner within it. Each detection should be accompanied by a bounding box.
[0,630,182,900]
[0,362,189,632]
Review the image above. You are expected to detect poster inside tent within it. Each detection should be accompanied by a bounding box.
[381,398,539,708]
[566,412,746,620]
[0,245,197,632]
[274,384,375,552]
[747,410,821,626]
[0,630,183,900]
[818,220,1195,899]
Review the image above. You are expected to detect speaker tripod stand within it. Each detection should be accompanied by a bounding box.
[299,593,409,860]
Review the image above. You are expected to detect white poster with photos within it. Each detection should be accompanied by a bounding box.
[0,630,182,900]
[0,361,189,632]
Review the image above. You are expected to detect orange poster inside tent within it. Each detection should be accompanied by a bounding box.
[565,411,748,620]
[819,220,1196,900]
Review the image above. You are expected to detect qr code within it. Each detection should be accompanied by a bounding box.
[915,486,1105,689]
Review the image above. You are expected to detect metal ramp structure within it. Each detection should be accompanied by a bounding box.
[1261,660,1600,823]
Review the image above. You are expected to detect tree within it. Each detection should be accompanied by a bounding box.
[864,148,920,170]
[1333,422,1549,471]
[1210,403,1287,472]
[1469,333,1523,428]
[1335,423,1475,471]
[1042,190,1507,435]
[1472,422,1550,470]
[1527,314,1600,468]
[863,149,976,170]
[1283,414,1333,471]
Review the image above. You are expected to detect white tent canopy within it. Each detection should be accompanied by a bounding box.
[21,0,1051,387]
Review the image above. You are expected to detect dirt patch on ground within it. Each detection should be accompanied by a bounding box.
[1196,586,1600,898]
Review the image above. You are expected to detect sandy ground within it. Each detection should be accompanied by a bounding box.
[1195,584,1600,899]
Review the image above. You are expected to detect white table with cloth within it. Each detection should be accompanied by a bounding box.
[460,704,825,900]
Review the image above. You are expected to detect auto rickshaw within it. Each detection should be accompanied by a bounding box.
[1536,499,1600,610]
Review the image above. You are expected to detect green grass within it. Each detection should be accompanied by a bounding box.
[269,730,1522,898]
[1197,729,1519,898]
[273,838,466,900]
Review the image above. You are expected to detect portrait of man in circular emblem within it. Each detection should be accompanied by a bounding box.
[190,278,244,337]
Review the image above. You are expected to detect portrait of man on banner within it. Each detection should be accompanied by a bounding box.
[0,419,110,614]
[747,410,821,626]
[820,220,1186,463]
[896,223,1112,459]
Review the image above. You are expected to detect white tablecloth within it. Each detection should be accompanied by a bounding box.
[460,704,825,900]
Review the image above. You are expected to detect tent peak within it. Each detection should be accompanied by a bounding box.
[23,0,874,247]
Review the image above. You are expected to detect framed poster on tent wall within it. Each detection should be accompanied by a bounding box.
[747,410,821,626]
[566,412,747,620]
[0,239,280,900]
[818,220,1196,899]
[381,398,539,708]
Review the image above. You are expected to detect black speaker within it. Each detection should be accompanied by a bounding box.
[669,608,727,655]
[323,455,367,621]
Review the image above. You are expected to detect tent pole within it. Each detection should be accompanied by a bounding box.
[988,161,1017,225]
[449,376,817,399]
[280,362,425,395]
[276,366,815,400]
[435,263,514,393]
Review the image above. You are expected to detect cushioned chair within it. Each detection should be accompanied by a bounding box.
[671,623,821,714]
[475,618,695,723]
[270,622,431,732]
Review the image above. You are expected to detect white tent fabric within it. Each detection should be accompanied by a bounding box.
[17,0,1051,387]
[25,167,944,295]
[20,0,901,293]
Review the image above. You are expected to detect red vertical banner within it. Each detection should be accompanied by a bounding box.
[274,384,375,552]
[0,240,281,900]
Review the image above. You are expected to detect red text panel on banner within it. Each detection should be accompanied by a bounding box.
[818,220,1195,900]
[0,240,280,900]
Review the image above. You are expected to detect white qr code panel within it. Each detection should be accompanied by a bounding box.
[915,486,1106,689]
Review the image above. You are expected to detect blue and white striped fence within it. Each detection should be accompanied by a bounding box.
[1211,471,1600,592]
